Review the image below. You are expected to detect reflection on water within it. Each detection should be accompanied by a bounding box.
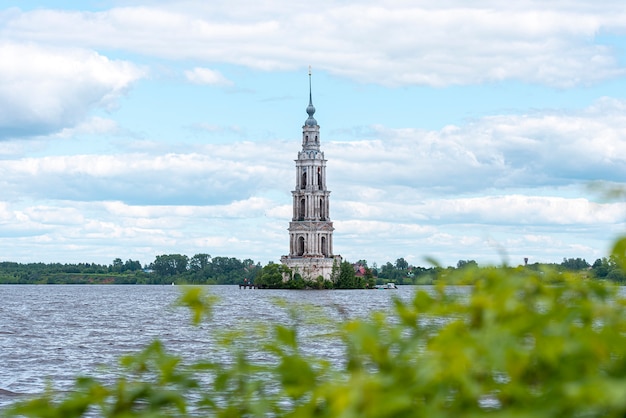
[1,284,448,408]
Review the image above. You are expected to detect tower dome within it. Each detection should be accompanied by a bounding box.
[305,101,317,126]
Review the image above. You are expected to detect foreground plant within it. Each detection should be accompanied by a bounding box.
[5,252,626,417]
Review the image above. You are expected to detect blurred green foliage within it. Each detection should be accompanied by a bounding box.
[5,240,626,417]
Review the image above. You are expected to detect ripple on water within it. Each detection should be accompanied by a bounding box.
[0,284,427,408]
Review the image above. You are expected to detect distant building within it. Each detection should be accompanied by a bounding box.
[281,71,341,281]
[354,264,366,278]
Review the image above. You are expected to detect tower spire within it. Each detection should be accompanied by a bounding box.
[305,66,317,126]
[309,65,312,103]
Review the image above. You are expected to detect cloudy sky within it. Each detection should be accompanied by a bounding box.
[1,0,625,268]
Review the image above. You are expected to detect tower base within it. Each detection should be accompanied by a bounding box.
[281,255,342,282]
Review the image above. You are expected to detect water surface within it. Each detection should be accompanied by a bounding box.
[0,284,422,408]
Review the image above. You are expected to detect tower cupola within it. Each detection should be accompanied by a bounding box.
[302,68,321,152]
[305,73,317,126]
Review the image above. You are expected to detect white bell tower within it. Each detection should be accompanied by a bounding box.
[281,70,341,280]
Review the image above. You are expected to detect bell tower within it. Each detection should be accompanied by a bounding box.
[281,70,341,281]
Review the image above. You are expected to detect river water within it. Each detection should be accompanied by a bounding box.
[0,284,421,409]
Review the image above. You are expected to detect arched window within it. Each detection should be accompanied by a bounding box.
[298,236,305,256]
[320,198,324,220]
[321,236,327,257]
[299,198,305,220]
[301,171,307,189]
[317,167,322,190]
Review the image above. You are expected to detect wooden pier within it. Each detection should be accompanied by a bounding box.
[239,279,255,289]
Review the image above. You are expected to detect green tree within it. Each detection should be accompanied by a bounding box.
[335,260,360,289]
[371,262,378,277]
[151,254,189,277]
[561,257,590,270]
[592,257,610,278]
[379,261,402,283]
[256,263,290,288]
[607,268,626,283]
[592,256,623,281]
[285,272,306,289]
[123,259,142,272]
[456,259,478,269]
[395,257,409,270]
[207,256,245,284]
[110,258,123,273]
[189,253,211,272]
[363,266,376,288]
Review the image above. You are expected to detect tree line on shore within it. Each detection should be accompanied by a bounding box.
[0,253,624,286]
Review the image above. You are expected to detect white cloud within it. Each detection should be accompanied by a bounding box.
[1,1,624,270]
[2,2,625,87]
[0,41,144,140]
[23,205,85,225]
[0,74,624,266]
[424,196,625,225]
[327,97,626,198]
[0,196,290,265]
[54,117,121,139]
[184,67,233,86]
[0,143,293,205]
